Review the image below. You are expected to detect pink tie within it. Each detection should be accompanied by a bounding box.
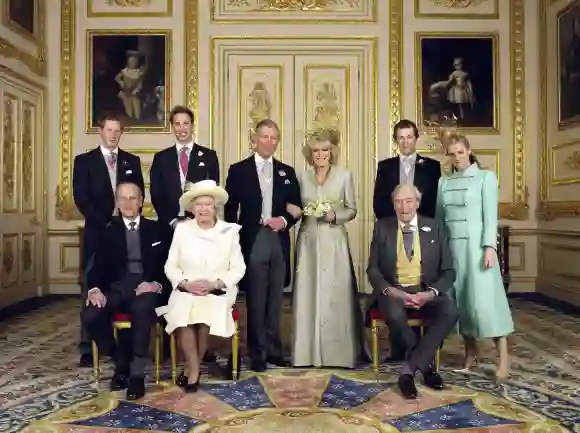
[179,147,189,178]
[108,153,116,169]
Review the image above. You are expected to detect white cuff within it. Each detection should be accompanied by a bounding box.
[428,287,439,296]
[281,217,287,228]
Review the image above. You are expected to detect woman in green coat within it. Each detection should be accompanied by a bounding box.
[436,133,514,384]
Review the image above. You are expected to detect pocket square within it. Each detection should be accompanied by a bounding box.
[125,170,133,174]
[430,239,435,243]
[199,162,205,166]
[152,241,161,247]
[284,179,290,184]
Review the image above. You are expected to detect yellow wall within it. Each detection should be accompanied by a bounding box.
[536,0,580,305]
[0,0,558,301]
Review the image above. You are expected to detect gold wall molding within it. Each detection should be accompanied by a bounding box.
[211,0,377,22]
[0,0,46,76]
[538,0,580,220]
[55,0,198,220]
[388,0,403,156]
[550,139,580,185]
[106,0,151,5]
[415,0,498,18]
[87,0,173,17]
[430,0,489,6]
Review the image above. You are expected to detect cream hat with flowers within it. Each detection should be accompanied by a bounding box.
[178,180,229,211]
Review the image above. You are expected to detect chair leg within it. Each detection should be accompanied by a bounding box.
[92,341,99,383]
[435,348,441,371]
[154,324,161,385]
[371,319,379,374]
[232,321,239,382]
[170,333,177,385]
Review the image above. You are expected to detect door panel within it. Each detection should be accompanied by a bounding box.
[0,75,44,307]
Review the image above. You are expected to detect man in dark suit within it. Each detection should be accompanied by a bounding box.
[372,119,441,361]
[150,105,220,229]
[367,183,458,399]
[224,119,302,372]
[83,182,168,400]
[73,112,145,367]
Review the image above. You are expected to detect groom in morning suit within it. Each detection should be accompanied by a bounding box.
[367,184,458,399]
[224,119,302,372]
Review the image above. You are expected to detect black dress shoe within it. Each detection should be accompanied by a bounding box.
[79,354,93,368]
[398,374,418,399]
[110,372,129,391]
[423,369,444,390]
[184,373,201,393]
[126,376,146,400]
[203,351,217,363]
[267,357,290,367]
[176,371,188,387]
[251,360,267,372]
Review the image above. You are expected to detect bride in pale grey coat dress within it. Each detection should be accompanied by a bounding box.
[288,129,365,368]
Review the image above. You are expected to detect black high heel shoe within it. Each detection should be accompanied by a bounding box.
[184,372,201,393]
[176,371,188,387]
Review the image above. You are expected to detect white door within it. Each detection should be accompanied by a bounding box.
[0,73,45,307]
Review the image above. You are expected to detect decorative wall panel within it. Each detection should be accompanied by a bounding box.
[21,101,35,212]
[212,0,376,22]
[20,232,36,283]
[2,93,17,213]
[1,233,18,288]
[87,0,173,17]
[414,0,499,19]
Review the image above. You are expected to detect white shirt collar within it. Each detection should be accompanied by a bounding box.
[399,214,418,230]
[176,141,194,152]
[400,153,417,163]
[254,153,273,164]
[122,215,140,230]
[100,145,118,156]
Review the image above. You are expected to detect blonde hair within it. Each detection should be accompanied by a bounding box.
[437,128,481,172]
[302,128,341,166]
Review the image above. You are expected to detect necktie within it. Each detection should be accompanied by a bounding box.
[403,157,411,175]
[402,224,414,260]
[262,160,272,180]
[108,152,116,169]
[129,221,137,232]
[179,147,189,178]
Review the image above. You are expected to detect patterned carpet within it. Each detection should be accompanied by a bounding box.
[0,296,579,432]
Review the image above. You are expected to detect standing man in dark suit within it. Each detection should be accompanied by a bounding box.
[367,184,457,399]
[224,119,302,372]
[73,112,145,367]
[84,181,169,400]
[150,105,220,230]
[372,119,441,361]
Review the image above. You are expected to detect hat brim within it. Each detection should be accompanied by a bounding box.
[179,186,229,211]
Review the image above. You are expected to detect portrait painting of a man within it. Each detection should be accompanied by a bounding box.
[558,1,580,128]
[87,31,171,132]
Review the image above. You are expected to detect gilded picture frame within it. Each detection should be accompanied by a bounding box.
[415,32,500,134]
[86,29,172,134]
[3,0,38,41]
[557,0,580,129]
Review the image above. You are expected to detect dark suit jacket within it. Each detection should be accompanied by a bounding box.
[224,155,302,287]
[366,215,455,303]
[373,155,440,219]
[86,216,170,299]
[149,143,219,226]
[73,147,145,229]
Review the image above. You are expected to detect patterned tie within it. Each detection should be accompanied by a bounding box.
[402,224,414,260]
[108,152,117,169]
[179,147,189,178]
[262,160,272,180]
[129,221,137,232]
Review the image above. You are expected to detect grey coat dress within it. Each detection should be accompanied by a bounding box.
[291,166,365,368]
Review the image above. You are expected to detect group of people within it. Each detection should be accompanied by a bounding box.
[72,106,514,401]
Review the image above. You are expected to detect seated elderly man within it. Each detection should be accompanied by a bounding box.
[366,183,458,399]
[83,181,169,400]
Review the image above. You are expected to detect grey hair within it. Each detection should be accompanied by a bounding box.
[391,183,422,203]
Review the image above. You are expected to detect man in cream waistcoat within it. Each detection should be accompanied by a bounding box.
[367,183,458,399]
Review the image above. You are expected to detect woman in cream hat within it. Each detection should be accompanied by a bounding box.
[156,180,246,392]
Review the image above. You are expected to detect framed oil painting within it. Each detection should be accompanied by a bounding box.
[416,33,499,133]
[4,0,37,40]
[86,30,171,133]
[557,0,580,129]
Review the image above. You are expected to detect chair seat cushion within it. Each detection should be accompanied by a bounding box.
[112,312,131,322]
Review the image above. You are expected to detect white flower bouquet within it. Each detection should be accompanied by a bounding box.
[303,200,340,218]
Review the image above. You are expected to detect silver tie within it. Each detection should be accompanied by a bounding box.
[262,160,273,180]
[402,224,414,259]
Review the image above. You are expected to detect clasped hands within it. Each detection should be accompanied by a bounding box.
[262,217,286,232]
[386,286,434,310]
[180,279,222,296]
[285,203,335,223]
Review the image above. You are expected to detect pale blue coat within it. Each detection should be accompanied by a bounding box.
[437,163,514,339]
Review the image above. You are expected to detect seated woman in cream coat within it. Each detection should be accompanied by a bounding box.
[156,180,246,393]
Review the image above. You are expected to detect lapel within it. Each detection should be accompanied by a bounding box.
[167,145,183,193]
[138,218,151,271]
[116,149,126,183]
[187,144,201,177]
[111,217,128,263]
[246,155,263,203]
[272,159,284,205]
[413,154,426,190]
[392,156,401,181]
[417,215,430,276]
[385,218,399,274]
